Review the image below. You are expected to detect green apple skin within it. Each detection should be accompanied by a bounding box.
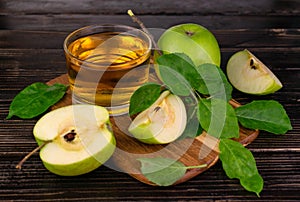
[33,105,116,176]
[128,123,162,144]
[41,136,115,176]
[128,91,187,144]
[226,49,282,95]
[156,23,221,67]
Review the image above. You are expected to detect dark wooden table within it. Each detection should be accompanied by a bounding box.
[1,0,300,201]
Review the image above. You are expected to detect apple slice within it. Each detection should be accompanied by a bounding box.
[128,90,187,144]
[33,105,116,176]
[226,49,282,95]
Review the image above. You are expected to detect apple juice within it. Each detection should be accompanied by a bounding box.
[65,31,151,115]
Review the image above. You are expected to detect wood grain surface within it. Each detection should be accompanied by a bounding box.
[46,74,259,186]
[1,0,300,200]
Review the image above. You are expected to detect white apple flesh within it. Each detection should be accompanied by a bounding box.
[33,105,116,176]
[128,91,187,144]
[226,49,282,95]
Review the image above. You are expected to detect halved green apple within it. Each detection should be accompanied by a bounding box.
[226,49,282,95]
[33,105,116,176]
[128,90,187,144]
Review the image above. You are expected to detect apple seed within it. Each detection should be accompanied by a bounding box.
[154,106,161,112]
[250,59,257,70]
[63,129,76,142]
[250,58,254,66]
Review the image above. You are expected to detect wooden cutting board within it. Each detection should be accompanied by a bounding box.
[47,74,259,186]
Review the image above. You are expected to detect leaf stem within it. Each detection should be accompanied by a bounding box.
[127,9,162,55]
[186,164,207,169]
[16,140,51,170]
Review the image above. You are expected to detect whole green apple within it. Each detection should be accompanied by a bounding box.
[33,105,116,176]
[156,23,221,67]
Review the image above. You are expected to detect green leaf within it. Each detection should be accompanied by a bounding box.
[196,63,232,101]
[197,98,239,139]
[158,65,192,96]
[235,100,292,134]
[179,114,203,139]
[138,157,186,186]
[138,157,206,186]
[6,82,68,119]
[129,83,161,116]
[219,139,264,196]
[179,97,203,139]
[241,174,264,197]
[156,53,203,95]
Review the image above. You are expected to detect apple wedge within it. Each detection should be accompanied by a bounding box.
[226,49,282,95]
[33,105,116,176]
[128,90,187,144]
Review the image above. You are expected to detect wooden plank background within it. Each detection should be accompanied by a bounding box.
[0,0,300,200]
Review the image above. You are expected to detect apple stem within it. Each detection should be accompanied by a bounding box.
[127,10,162,56]
[16,140,51,170]
[185,31,194,36]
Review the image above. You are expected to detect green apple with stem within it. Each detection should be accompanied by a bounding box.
[226,49,282,95]
[128,90,187,144]
[156,23,221,67]
[17,105,116,176]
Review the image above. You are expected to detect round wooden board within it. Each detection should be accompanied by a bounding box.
[47,74,259,186]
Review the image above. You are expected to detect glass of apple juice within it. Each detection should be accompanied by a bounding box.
[63,24,152,116]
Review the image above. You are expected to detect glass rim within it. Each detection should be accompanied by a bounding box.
[63,24,152,66]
